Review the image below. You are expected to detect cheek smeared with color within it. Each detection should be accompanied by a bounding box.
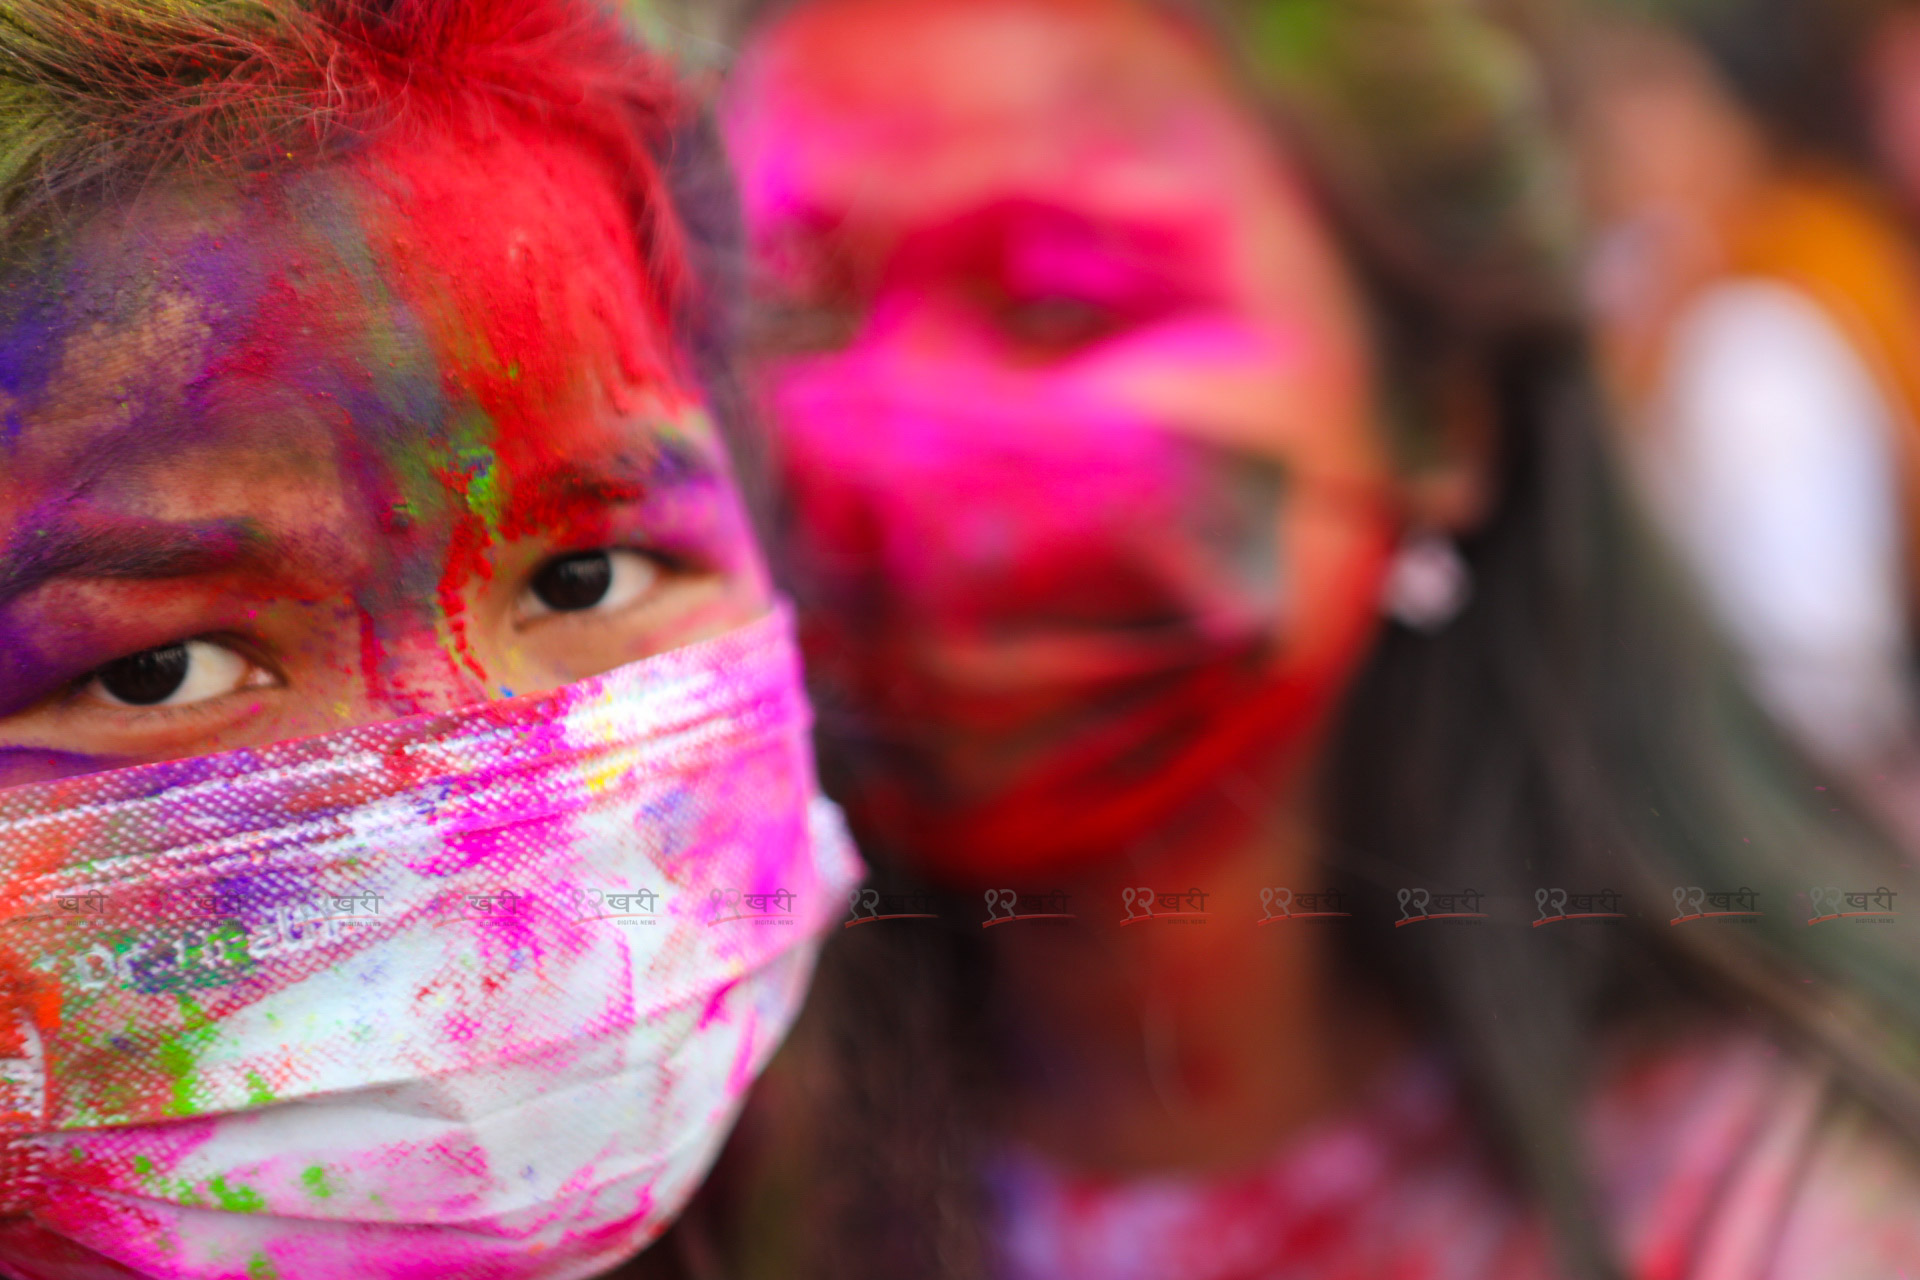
[0,609,860,1280]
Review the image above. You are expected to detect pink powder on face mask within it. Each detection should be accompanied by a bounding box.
[0,610,860,1279]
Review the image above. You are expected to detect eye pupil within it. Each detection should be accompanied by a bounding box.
[97,644,191,706]
[532,552,615,612]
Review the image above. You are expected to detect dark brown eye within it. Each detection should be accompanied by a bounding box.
[77,641,264,713]
[520,550,661,622]
[531,552,616,612]
[95,644,191,706]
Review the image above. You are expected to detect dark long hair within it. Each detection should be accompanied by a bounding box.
[656,2,1920,1278]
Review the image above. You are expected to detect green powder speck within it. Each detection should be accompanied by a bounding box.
[462,447,503,533]
[207,1175,265,1214]
[300,1165,334,1200]
[155,997,223,1115]
[244,1071,276,1108]
[247,1251,279,1280]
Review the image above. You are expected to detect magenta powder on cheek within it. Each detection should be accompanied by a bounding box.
[0,608,861,1280]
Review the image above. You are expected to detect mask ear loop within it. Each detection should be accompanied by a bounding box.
[1380,531,1472,633]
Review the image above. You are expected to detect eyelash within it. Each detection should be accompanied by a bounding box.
[534,544,698,585]
[64,634,276,709]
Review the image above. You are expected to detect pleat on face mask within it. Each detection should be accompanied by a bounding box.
[0,606,863,1280]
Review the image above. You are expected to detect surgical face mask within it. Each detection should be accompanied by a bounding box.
[0,608,861,1280]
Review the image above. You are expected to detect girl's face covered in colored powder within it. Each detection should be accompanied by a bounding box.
[728,0,1409,882]
[0,118,861,1279]
[0,123,769,787]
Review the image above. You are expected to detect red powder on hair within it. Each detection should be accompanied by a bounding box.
[346,116,693,679]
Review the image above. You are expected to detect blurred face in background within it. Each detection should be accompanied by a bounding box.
[727,0,1406,885]
[1870,8,1920,216]
[1574,24,1766,377]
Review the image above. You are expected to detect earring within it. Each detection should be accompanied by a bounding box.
[1382,533,1472,633]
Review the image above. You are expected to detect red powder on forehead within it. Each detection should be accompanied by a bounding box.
[352,118,681,428]
[330,0,694,372]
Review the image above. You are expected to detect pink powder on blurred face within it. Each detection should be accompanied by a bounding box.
[726,0,1399,881]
